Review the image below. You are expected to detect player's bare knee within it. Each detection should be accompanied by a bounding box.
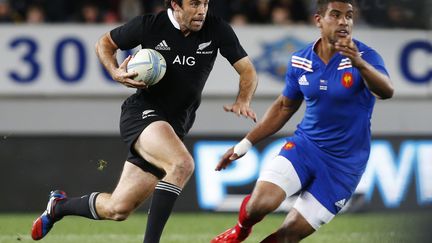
[109,203,134,221]
[168,156,195,180]
[246,196,278,219]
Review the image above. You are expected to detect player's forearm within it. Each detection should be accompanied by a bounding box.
[233,57,258,105]
[357,60,394,99]
[236,70,257,105]
[246,96,299,145]
[95,33,119,78]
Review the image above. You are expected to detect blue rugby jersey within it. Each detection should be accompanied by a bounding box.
[282,39,389,175]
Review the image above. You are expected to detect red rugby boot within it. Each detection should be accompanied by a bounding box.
[31,190,67,240]
[211,224,252,243]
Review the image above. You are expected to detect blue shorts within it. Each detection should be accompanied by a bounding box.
[278,137,363,214]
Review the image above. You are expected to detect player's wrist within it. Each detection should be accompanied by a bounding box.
[233,138,252,156]
[354,59,368,70]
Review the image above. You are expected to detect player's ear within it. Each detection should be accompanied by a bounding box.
[314,14,322,28]
[171,0,181,11]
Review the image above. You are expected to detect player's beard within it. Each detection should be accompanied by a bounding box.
[189,18,205,32]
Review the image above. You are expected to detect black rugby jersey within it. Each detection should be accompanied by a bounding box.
[111,9,247,136]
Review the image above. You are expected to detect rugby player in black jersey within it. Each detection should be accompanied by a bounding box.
[31,0,258,242]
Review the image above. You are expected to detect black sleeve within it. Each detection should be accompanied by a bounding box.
[217,20,248,65]
[110,15,145,50]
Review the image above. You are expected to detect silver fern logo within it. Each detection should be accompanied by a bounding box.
[198,41,212,50]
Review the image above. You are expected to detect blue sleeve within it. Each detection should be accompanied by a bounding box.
[282,62,303,100]
[361,49,390,77]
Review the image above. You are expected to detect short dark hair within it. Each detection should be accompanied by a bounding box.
[165,0,182,9]
[316,0,354,15]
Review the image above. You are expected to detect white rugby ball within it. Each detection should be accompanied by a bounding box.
[127,48,167,86]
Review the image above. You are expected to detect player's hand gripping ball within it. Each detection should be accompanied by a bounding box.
[127,49,167,86]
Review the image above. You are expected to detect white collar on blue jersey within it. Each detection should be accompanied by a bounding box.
[312,38,321,50]
[167,8,180,30]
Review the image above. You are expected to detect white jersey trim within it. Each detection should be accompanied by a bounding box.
[167,9,180,30]
[337,58,352,70]
[292,56,313,72]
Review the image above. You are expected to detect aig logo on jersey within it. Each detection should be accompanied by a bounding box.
[342,72,354,88]
[173,55,196,66]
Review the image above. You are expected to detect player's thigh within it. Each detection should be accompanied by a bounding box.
[134,121,192,170]
[249,155,303,213]
[109,161,159,207]
[248,181,286,214]
[257,155,302,198]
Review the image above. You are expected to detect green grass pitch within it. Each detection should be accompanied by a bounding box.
[0,212,430,243]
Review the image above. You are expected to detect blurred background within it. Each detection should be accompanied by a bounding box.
[0,0,431,28]
[0,0,431,220]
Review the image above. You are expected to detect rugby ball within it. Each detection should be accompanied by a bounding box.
[127,48,167,86]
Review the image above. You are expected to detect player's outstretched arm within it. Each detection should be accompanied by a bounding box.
[246,95,302,144]
[216,95,302,171]
[95,32,146,89]
[223,56,258,122]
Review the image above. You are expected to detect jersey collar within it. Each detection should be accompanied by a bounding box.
[312,38,321,53]
[167,8,180,30]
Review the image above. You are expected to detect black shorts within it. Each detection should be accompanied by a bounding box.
[120,94,169,179]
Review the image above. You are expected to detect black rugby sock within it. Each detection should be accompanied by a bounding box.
[143,181,181,243]
[53,192,100,221]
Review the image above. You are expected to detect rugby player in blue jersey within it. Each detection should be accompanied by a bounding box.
[211,0,393,242]
[31,0,257,242]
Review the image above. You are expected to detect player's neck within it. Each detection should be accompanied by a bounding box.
[315,38,338,64]
[180,27,191,36]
